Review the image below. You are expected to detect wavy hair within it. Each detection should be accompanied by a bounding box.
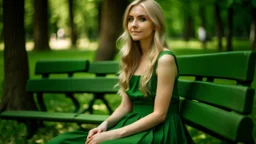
[117,0,167,96]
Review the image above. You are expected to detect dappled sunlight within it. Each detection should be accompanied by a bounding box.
[0,38,99,51]
[0,38,251,52]
[50,39,71,50]
[168,39,217,50]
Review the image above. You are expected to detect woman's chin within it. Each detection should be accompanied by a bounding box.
[131,37,140,41]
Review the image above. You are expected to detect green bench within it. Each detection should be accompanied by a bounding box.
[35,60,119,114]
[0,77,119,138]
[0,51,255,143]
[177,51,255,143]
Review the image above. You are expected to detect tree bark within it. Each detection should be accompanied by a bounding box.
[0,0,37,112]
[199,4,206,28]
[184,15,194,41]
[94,0,129,61]
[68,0,77,47]
[226,6,233,51]
[251,7,256,51]
[34,0,50,51]
[214,3,223,51]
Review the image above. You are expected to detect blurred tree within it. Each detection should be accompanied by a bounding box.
[251,2,256,50]
[0,0,37,112]
[24,0,34,40]
[182,0,195,41]
[34,0,50,50]
[226,4,233,51]
[214,2,223,51]
[94,0,129,61]
[68,0,77,47]
[0,0,3,42]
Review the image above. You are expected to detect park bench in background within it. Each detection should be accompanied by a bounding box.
[35,60,119,114]
[0,51,255,143]
[0,77,119,138]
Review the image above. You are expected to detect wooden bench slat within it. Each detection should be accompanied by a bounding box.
[35,60,89,75]
[180,99,253,141]
[177,51,256,81]
[88,61,119,75]
[74,114,108,124]
[0,111,107,124]
[178,80,255,114]
[26,78,119,93]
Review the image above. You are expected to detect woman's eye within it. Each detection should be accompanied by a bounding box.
[139,17,146,22]
[128,17,134,22]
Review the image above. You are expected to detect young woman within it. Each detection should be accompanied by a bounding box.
[48,0,193,143]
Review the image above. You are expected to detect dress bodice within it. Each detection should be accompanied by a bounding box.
[126,51,180,104]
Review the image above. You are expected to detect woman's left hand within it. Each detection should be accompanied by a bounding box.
[85,130,120,144]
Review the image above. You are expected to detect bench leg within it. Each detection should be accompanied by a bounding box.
[99,96,113,114]
[79,97,97,114]
[37,93,47,111]
[65,93,80,113]
[24,121,39,139]
[77,94,112,114]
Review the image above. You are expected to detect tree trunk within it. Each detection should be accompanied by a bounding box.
[226,6,233,51]
[214,3,223,51]
[199,4,206,28]
[68,0,77,47]
[34,0,50,51]
[183,1,194,41]
[94,0,129,61]
[184,15,194,41]
[0,1,3,42]
[251,7,256,51]
[0,0,37,112]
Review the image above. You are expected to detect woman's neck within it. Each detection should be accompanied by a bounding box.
[139,40,151,56]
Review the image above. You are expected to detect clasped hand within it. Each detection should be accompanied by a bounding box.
[85,128,119,144]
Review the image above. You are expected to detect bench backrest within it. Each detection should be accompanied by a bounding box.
[88,61,119,76]
[35,60,89,77]
[177,51,256,142]
[26,77,119,94]
[178,51,255,85]
[35,60,119,77]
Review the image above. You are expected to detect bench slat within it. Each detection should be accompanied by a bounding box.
[0,111,107,124]
[180,99,253,141]
[88,61,119,75]
[26,78,119,93]
[178,80,255,114]
[177,51,256,82]
[35,60,89,75]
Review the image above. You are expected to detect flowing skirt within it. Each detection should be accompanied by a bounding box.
[47,103,194,144]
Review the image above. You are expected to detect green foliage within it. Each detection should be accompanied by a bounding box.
[253,0,256,6]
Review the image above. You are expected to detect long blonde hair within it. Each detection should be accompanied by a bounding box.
[117,0,167,96]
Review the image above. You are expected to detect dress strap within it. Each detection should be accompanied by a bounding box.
[154,51,179,75]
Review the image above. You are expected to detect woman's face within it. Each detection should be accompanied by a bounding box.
[127,5,154,42]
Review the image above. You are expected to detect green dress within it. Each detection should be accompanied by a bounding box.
[47,51,194,144]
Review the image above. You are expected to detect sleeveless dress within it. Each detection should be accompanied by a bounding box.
[47,51,194,144]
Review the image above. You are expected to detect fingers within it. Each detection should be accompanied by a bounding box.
[87,128,97,139]
[97,129,102,133]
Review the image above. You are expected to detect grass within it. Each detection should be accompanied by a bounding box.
[0,39,255,144]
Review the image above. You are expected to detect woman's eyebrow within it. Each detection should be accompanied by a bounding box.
[128,14,147,17]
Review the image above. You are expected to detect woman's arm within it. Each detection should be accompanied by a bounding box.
[113,54,177,138]
[86,87,133,141]
[105,92,133,129]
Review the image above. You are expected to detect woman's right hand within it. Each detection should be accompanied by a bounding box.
[87,128,103,140]
[86,121,108,141]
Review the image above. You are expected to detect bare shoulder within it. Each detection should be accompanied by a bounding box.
[157,50,176,66]
[157,50,177,75]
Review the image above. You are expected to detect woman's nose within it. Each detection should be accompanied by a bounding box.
[131,20,138,28]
